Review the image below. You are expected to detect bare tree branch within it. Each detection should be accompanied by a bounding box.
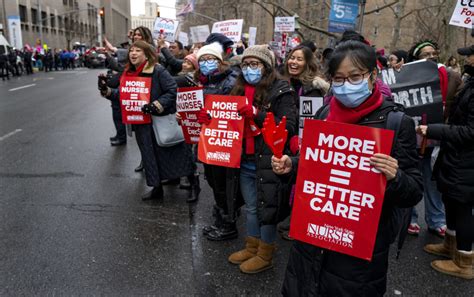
[363,0,399,16]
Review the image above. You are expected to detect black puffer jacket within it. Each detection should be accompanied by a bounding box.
[282,100,423,297]
[429,76,474,203]
[226,79,298,224]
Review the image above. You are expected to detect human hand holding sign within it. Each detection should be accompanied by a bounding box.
[369,153,398,181]
[272,155,292,175]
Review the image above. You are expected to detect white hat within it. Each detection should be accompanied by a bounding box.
[197,42,224,61]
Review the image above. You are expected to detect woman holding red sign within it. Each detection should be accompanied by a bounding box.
[272,41,423,296]
[103,40,196,201]
[226,45,298,274]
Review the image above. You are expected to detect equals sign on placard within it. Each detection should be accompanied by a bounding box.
[130,94,138,100]
[218,120,228,129]
[329,169,351,186]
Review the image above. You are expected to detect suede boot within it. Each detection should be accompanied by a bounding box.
[424,233,456,258]
[239,240,275,274]
[431,250,474,280]
[228,236,259,265]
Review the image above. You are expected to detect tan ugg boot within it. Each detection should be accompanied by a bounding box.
[431,250,474,280]
[239,240,275,274]
[228,236,259,265]
[424,233,457,258]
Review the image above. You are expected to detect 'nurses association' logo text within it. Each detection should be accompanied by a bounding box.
[307,223,355,249]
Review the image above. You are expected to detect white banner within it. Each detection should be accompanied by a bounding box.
[248,27,257,46]
[7,16,23,49]
[178,32,189,46]
[189,25,210,43]
[298,96,324,137]
[153,17,179,42]
[449,0,474,29]
[211,19,244,42]
[275,17,295,32]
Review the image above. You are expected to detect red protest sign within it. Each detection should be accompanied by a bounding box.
[119,77,152,124]
[198,95,246,168]
[177,87,204,144]
[289,120,394,261]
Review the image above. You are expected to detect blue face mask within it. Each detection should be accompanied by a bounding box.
[199,60,218,76]
[332,78,372,108]
[242,67,262,85]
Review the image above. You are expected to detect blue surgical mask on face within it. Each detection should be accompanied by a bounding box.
[242,67,262,85]
[199,60,218,76]
[332,78,372,108]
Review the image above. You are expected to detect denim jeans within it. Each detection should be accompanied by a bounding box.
[240,162,277,244]
[411,154,446,229]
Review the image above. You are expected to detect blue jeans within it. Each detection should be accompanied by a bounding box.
[240,162,277,244]
[411,154,446,229]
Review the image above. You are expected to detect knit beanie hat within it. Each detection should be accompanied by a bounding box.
[184,53,199,70]
[242,45,275,68]
[205,33,234,52]
[197,42,224,61]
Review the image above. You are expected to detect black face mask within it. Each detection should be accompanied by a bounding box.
[464,64,474,76]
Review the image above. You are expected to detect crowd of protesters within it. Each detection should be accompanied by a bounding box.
[97,25,473,295]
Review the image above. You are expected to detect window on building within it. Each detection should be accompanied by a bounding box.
[31,8,38,24]
[19,5,28,22]
[63,0,68,5]
[41,11,47,26]
[50,14,55,28]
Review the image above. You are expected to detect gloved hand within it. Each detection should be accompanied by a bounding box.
[289,135,300,155]
[197,108,211,125]
[98,74,108,91]
[141,103,160,115]
[238,104,257,119]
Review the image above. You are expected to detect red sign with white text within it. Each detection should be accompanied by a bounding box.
[289,120,394,261]
[177,87,204,144]
[119,77,152,124]
[198,95,246,168]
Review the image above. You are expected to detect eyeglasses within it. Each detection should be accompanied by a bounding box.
[331,71,371,87]
[240,61,263,70]
[199,57,218,63]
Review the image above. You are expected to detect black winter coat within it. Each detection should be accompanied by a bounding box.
[282,101,423,297]
[227,79,299,224]
[429,76,474,203]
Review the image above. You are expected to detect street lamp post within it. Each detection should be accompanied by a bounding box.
[37,0,43,45]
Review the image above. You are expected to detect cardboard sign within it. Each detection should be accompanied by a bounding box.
[248,27,257,46]
[119,77,152,124]
[328,0,359,33]
[211,19,244,42]
[379,60,443,124]
[178,32,189,46]
[177,87,204,144]
[189,25,210,43]
[449,0,474,28]
[153,17,179,42]
[275,17,296,32]
[299,96,324,137]
[290,120,394,261]
[198,95,246,168]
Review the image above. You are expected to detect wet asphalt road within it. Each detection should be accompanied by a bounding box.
[0,69,472,296]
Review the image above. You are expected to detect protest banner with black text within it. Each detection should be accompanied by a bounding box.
[299,96,324,137]
[290,120,394,261]
[198,95,246,168]
[119,77,152,124]
[177,87,204,144]
[211,19,244,42]
[379,60,443,125]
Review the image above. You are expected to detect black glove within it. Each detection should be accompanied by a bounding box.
[98,74,108,91]
[141,103,160,115]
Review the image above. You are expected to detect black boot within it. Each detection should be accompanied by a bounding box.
[134,160,144,172]
[186,174,200,203]
[141,186,164,201]
[203,206,223,235]
[206,221,238,241]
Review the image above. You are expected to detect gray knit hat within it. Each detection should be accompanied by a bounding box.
[242,45,275,68]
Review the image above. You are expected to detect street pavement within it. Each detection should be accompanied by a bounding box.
[0,69,472,296]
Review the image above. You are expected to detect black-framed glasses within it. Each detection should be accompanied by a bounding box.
[199,57,218,63]
[240,61,263,70]
[331,71,371,87]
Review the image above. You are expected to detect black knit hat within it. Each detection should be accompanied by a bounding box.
[205,33,234,51]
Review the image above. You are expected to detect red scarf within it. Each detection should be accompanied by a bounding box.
[326,84,383,124]
[123,61,147,77]
[243,84,260,155]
